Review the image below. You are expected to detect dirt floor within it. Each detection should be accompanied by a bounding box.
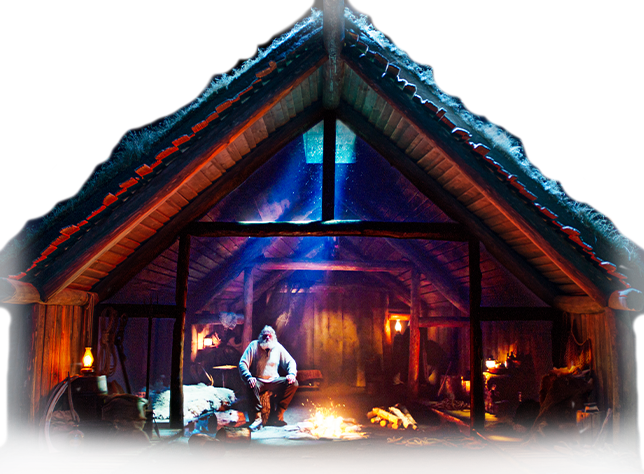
[8,385,642,474]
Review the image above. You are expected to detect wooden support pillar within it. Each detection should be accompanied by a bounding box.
[383,293,393,382]
[322,110,336,221]
[170,234,190,429]
[469,240,485,431]
[242,267,254,350]
[407,268,420,399]
[605,308,637,451]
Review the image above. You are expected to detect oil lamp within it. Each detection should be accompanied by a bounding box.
[81,347,94,373]
[485,357,496,370]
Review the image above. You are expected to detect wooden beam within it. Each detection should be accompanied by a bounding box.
[256,258,412,273]
[605,308,638,451]
[0,278,95,306]
[553,295,604,314]
[170,233,190,429]
[322,111,336,220]
[39,46,327,302]
[341,58,615,307]
[407,267,420,399]
[95,102,325,301]
[242,268,254,350]
[469,240,485,431]
[383,238,469,314]
[478,307,559,321]
[337,103,560,307]
[322,0,345,109]
[419,317,469,328]
[95,304,180,319]
[609,289,644,312]
[186,220,471,240]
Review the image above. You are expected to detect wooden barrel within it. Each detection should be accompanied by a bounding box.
[216,426,250,449]
[188,433,226,459]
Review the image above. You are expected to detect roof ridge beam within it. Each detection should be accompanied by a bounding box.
[322,0,345,109]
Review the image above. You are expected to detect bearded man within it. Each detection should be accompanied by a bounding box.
[238,325,298,430]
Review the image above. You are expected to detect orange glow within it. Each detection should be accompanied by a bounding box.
[81,347,94,372]
[395,320,402,332]
[305,406,365,440]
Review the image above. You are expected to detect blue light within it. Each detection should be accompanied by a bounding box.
[303,120,356,164]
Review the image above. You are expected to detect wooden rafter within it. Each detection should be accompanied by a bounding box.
[336,103,560,306]
[185,220,471,240]
[94,102,326,302]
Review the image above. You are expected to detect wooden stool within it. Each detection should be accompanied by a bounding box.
[260,391,273,425]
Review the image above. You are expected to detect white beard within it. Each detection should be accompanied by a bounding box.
[260,339,277,350]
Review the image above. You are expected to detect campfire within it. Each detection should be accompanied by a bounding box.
[287,403,366,440]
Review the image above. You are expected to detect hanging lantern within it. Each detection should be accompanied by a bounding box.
[81,347,94,373]
[394,320,402,333]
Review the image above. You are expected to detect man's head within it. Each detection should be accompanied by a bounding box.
[258,325,277,350]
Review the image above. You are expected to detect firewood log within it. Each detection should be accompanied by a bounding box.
[188,433,226,459]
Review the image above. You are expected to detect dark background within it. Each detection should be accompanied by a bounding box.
[0,0,644,233]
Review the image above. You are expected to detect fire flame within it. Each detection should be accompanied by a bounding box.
[304,404,365,440]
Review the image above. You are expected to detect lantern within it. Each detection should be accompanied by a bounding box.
[81,347,94,373]
[485,357,496,370]
[394,320,402,333]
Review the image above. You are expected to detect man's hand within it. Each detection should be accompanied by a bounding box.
[286,374,296,384]
[248,377,257,388]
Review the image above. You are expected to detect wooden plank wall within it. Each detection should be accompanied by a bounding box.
[258,288,387,386]
[482,320,553,401]
[562,311,614,415]
[25,303,91,423]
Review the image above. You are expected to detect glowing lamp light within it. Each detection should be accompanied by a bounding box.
[81,347,94,373]
[485,358,496,370]
[203,337,213,347]
[394,320,402,333]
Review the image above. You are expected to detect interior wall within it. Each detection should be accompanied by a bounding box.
[562,311,614,413]
[255,287,387,386]
[482,320,553,401]
[3,304,92,454]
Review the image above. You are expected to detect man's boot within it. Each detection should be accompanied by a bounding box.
[249,412,263,431]
[272,409,287,427]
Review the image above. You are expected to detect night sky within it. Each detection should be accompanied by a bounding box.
[5,0,644,224]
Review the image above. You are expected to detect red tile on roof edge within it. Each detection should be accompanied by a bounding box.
[103,193,118,207]
[172,135,192,147]
[135,165,153,177]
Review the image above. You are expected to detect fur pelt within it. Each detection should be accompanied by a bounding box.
[522,369,593,451]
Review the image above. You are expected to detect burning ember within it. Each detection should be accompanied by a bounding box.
[286,403,366,440]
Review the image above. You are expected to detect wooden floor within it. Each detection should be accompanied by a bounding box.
[486,436,642,474]
[0,430,181,474]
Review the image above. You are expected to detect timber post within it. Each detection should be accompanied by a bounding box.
[605,308,636,452]
[407,267,420,399]
[322,110,337,221]
[469,239,485,431]
[170,233,190,429]
[242,267,254,350]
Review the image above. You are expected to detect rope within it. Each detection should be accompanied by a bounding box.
[387,436,487,451]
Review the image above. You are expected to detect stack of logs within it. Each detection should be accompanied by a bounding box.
[188,426,250,459]
[367,405,417,430]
